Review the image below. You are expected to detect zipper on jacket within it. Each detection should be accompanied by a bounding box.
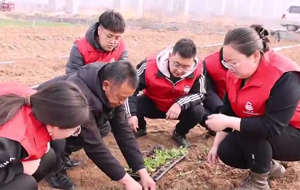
[165,78,184,92]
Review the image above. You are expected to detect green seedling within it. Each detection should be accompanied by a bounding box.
[126,146,188,174]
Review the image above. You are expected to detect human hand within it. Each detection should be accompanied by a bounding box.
[22,159,41,175]
[207,145,219,165]
[119,173,143,190]
[205,114,231,132]
[166,103,181,120]
[139,168,156,190]
[128,116,139,132]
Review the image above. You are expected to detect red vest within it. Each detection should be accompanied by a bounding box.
[143,56,203,112]
[0,83,51,161]
[226,51,300,129]
[76,37,125,64]
[205,51,227,99]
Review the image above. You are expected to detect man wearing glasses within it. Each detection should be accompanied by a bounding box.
[65,10,128,74]
[126,38,207,147]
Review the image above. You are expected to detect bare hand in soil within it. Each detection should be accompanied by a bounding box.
[166,103,181,120]
[128,116,139,132]
[124,180,143,190]
[138,168,156,189]
[21,159,41,175]
[207,145,219,165]
[140,174,156,190]
[120,173,143,190]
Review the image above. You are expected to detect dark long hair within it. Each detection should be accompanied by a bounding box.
[0,81,89,129]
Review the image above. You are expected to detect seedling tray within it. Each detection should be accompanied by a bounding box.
[128,145,188,182]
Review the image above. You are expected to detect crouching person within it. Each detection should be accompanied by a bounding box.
[126,38,206,147]
[206,27,300,190]
[0,82,89,190]
[38,61,156,190]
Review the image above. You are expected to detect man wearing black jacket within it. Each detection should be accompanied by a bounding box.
[37,61,156,190]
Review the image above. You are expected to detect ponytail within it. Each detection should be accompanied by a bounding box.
[0,94,29,126]
[0,81,89,130]
[250,24,270,53]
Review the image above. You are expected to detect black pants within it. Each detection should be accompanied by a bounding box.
[218,126,300,174]
[0,148,57,190]
[137,95,204,136]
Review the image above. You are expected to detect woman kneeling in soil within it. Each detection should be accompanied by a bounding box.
[206,26,300,190]
[0,81,89,190]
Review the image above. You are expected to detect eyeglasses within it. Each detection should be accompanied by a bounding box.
[99,27,122,43]
[170,60,194,72]
[68,126,81,137]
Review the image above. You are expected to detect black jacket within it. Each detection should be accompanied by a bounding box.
[65,23,128,74]
[0,138,26,186]
[38,62,145,181]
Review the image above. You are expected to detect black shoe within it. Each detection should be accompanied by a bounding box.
[134,128,147,138]
[207,129,216,136]
[172,131,191,148]
[63,156,82,169]
[46,168,75,190]
[200,122,216,137]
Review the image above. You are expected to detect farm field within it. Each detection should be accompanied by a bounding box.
[1,17,300,190]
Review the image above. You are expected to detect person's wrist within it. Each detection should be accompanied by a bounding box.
[138,168,149,178]
[118,173,134,185]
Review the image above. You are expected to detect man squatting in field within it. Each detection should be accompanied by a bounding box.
[38,64,155,189]
[126,38,209,148]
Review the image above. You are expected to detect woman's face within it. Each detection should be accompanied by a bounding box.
[46,125,81,140]
[223,45,261,79]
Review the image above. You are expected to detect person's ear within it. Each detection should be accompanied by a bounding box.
[253,51,261,65]
[46,125,54,136]
[102,80,111,92]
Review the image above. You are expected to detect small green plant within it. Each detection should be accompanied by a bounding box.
[126,146,188,174]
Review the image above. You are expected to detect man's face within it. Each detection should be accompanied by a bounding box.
[168,53,195,77]
[97,26,123,51]
[102,80,135,108]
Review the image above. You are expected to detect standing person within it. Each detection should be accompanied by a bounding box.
[206,26,300,190]
[200,24,271,137]
[0,81,89,190]
[66,9,128,74]
[126,38,206,148]
[38,61,156,190]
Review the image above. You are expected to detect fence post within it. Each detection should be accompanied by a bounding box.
[272,0,279,19]
[184,0,189,16]
[234,0,238,14]
[258,0,263,17]
[137,0,144,18]
[249,0,254,17]
[204,0,209,12]
[221,0,225,15]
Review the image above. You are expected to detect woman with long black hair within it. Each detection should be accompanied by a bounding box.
[0,81,89,190]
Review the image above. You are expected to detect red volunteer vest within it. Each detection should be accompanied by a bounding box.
[0,83,51,161]
[205,50,227,99]
[76,37,125,64]
[226,51,300,129]
[143,56,203,112]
